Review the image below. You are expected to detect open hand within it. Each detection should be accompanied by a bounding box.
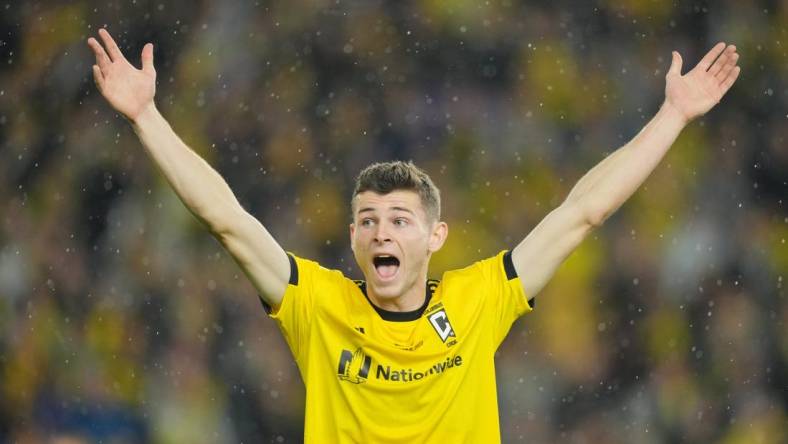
[664,42,740,123]
[88,28,156,122]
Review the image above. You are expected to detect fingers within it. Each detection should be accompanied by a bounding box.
[141,43,155,73]
[98,28,125,62]
[87,37,111,71]
[667,51,683,76]
[714,50,739,82]
[708,45,737,77]
[697,42,726,71]
[719,65,741,97]
[92,64,105,93]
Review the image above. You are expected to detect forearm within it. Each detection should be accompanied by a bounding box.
[566,103,688,225]
[131,104,243,232]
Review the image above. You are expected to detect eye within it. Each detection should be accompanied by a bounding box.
[361,218,375,227]
[394,218,408,227]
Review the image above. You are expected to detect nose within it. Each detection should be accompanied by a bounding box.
[373,221,391,243]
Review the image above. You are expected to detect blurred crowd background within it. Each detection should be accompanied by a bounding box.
[1,0,786,442]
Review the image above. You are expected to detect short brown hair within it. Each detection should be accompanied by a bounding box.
[352,161,441,221]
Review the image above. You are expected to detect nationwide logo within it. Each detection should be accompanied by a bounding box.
[337,348,464,384]
[337,348,372,384]
[375,355,463,382]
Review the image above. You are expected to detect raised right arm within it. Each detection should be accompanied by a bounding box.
[88,28,289,308]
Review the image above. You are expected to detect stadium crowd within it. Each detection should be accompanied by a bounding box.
[0,0,785,442]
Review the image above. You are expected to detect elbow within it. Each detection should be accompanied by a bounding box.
[567,198,608,229]
[205,206,247,238]
[585,207,609,228]
[563,196,608,229]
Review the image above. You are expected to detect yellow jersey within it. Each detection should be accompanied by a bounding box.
[265,250,533,443]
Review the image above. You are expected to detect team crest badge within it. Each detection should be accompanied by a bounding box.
[426,306,457,347]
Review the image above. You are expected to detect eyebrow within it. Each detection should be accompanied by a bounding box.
[390,206,415,215]
[357,206,415,215]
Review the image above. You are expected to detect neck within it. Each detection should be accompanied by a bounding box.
[367,277,427,313]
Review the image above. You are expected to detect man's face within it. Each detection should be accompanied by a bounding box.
[350,190,447,303]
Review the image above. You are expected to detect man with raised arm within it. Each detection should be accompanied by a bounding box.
[88,28,740,443]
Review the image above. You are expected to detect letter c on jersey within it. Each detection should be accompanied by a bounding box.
[428,309,455,343]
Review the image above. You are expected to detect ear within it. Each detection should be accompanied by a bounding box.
[349,223,356,251]
[427,221,448,253]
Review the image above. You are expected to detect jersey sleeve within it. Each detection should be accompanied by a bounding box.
[479,250,534,347]
[261,253,325,361]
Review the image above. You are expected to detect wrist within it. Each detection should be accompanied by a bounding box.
[659,101,690,128]
[131,102,159,127]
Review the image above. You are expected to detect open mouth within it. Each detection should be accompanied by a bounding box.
[372,255,400,280]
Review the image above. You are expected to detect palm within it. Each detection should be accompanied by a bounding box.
[664,43,740,122]
[88,29,156,121]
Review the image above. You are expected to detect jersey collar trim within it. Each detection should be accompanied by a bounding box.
[356,281,436,322]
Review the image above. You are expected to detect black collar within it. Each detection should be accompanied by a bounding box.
[356,280,437,322]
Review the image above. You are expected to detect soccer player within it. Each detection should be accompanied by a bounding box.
[88,28,740,442]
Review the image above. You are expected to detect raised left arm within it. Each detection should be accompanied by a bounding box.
[512,43,741,300]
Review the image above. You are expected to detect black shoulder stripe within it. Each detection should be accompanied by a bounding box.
[288,253,299,286]
[503,250,517,281]
[528,297,536,308]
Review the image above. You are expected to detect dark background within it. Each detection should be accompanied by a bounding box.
[0,0,785,442]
